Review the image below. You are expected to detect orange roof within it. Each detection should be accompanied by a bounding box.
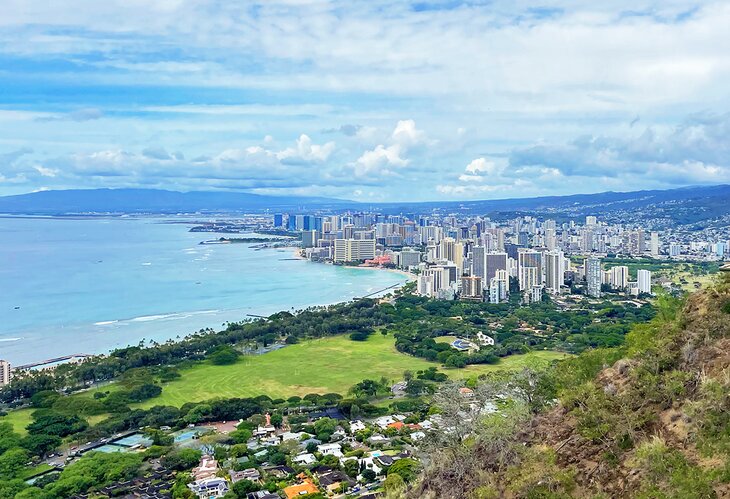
[284,478,319,499]
[387,421,405,430]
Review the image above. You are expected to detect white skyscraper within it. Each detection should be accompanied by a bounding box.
[489,269,509,303]
[610,266,629,289]
[0,360,10,387]
[650,232,660,257]
[544,250,565,294]
[637,269,652,294]
[518,250,542,291]
[586,257,602,298]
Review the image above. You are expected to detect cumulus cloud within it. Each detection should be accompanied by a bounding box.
[350,120,429,176]
[509,112,730,184]
[464,157,501,175]
[276,134,336,164]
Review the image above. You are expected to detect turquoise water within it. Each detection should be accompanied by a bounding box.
[0,216,406,365]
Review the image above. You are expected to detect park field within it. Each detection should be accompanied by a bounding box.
[112,333,567,408]
[0,407,34,435]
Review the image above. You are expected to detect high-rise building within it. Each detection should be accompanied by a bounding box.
[399,248,422,269]
[0,360,10,386]
[273,214,284,228]
[460,276,483,301]
[333,239,376,262]
[586,216,597,226]
[518,250,542,291]
[529,284,544,304]
[545,228,557,250]
[301,230,319,248]
[488,269,509,303]
[650,232,660,257]
[471,246,485,283]
[417,266,451,298]
[586,257,602,298]
[485,252,508,286]
[637,269,652,294]
[627,230,645,255]
[610,266,629,289]
[669,242,681,257]
[544,250,565,294]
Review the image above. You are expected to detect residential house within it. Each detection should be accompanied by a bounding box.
[317,469,355,494]
[317,442,343,457]
[246,492,280,499]
[349,420,366,433]
[191,455,219,481]
[187,477,229,498]
[230,468,260,483]
[283,476,319,499]
[292,452,317,466]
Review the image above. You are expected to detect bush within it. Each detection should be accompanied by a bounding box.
[128,383,162,402]
[207,345,240,365]
[162,449,202,471]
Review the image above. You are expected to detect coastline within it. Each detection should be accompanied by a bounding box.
[1,217,408,366]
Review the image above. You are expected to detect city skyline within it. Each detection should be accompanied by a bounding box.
[1,1,730,200]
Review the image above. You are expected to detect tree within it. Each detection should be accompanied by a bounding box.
[21,433,61,456]
[207,345,240,365]
[0,422,21,455]
[387,458,420,483]
[162,449,202,471]
[405,379,429,396]
[362,469,377,482]
[26,412,88,437]
[343,459,360,478]
[128,383,162,402]
[383,473,405,494]
[0,448,29,479]
[233,479,260,495]
[183,404,212,424]
[146,429,174,447]
[230,428,253,444]
[313,417,337,437]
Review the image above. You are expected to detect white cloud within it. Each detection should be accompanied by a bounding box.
[276,134,335,163]
[352,144,408,176]
[464,158,501,175]
[391,119,427,148]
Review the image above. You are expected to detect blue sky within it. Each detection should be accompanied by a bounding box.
[0,0,729,201]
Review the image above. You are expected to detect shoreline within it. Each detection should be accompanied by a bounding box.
[6,248,409,366]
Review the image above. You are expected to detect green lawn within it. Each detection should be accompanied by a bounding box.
[0,407,34,435]
[113,333,567,408]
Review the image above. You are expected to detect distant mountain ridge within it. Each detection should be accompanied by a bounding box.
[0,185,729,219]
[0,188,354,214]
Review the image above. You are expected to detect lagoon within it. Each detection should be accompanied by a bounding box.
[0,216,407,365]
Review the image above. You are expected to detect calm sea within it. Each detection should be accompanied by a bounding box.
[0,216,406,365]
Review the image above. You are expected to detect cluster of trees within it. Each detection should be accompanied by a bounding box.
[387,292,656,367]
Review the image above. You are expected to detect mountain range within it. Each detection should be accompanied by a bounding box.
[0,185,729,222]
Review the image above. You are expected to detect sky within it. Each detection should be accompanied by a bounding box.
[0,0,729,202]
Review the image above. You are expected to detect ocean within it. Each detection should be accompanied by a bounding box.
[0,216,407,365]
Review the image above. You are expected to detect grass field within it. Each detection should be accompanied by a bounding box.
[0,407,34,435]
[116,333,567,408]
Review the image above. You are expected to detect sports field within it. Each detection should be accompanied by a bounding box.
[120,333,566,408]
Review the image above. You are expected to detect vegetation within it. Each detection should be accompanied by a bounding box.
[410,274,730,498]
